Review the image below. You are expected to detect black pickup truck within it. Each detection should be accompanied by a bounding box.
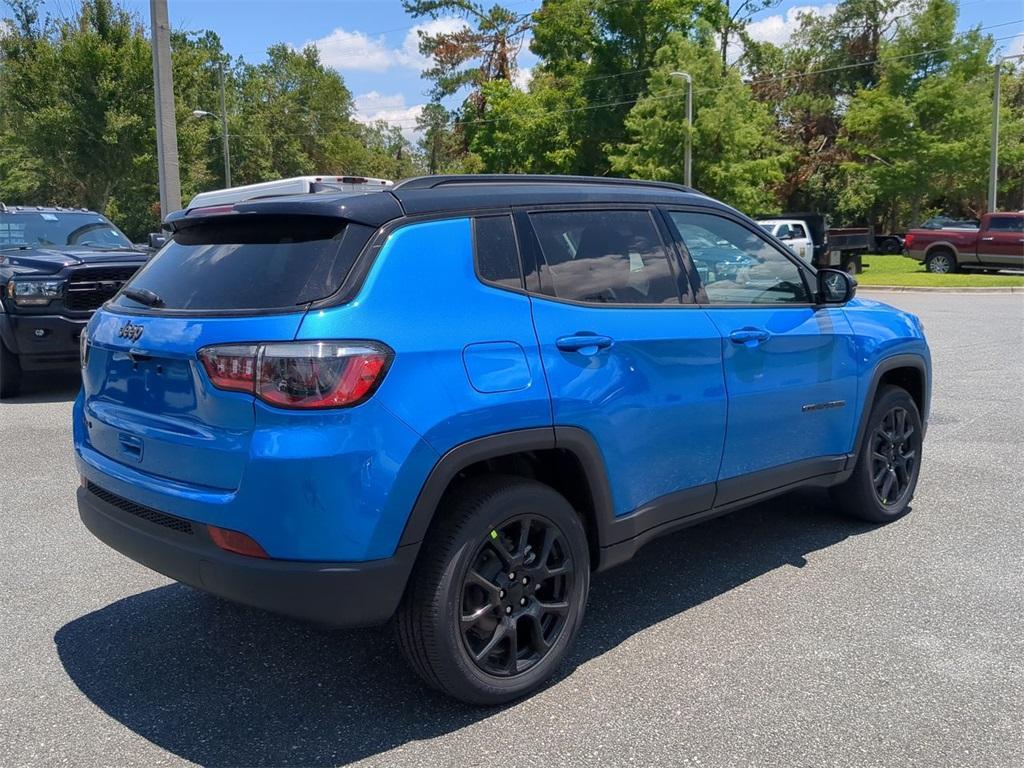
[0,206,150,398]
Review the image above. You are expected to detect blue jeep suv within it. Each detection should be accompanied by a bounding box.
[75,175,930,704]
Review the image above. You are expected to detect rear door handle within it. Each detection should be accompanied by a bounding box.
[729,328,771,345]
[556,334,614,354]
[981,237,994,241]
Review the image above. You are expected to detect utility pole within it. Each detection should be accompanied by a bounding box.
[988,53,1023,213]
[150,0,181,217]
[670,72,693,187]
[218,63,231,188]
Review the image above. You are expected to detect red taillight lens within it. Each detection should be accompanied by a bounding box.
[197,341,392,409]
[198,344,259,393]
[904,233,914,249]
[258,342,390,409]
[207,525,268,558]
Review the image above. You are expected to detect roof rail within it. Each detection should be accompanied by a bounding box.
[393,174,696,194]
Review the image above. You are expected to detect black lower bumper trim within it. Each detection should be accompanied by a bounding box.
[3,313,87,371]
[78,486,418,627]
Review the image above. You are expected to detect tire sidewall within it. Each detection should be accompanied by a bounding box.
[926,251,954,274]
[854,388,923,521]
[433,484,590,704]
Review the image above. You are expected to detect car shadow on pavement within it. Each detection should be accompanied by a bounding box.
[4,372,80,404]
[55,489,876,767]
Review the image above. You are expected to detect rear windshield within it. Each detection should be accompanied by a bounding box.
[112,216,358,311]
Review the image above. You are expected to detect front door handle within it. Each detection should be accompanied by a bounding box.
[556,334,614,355]
[980,237,994,241]
[729,328,771,345]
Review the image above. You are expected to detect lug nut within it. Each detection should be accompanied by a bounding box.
[519,597,527,606]
[505,606,513,615]
[508,572,516,580]
[521,576,529,585]
[499,589,506,599]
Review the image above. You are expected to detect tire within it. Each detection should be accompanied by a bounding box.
[0,341,22,399]
[925,249,957,274]
[396,475,590,705]
[881,238,901,255]
[831,386,923,523]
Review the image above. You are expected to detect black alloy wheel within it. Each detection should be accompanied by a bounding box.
[459,515,574,677]
[870,406,918,507]
[831,385,923,523]
[396,476,590,705]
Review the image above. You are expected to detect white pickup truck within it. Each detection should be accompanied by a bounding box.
[757,219,815,264]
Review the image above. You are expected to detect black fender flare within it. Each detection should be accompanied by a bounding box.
[396,426,615,550]
[850,353,930,463]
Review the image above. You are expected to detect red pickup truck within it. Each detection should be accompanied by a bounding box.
[903,212,1023,273]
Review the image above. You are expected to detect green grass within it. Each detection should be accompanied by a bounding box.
[857,255,1024,287]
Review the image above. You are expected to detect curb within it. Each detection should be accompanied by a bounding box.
[859,285,1024,294]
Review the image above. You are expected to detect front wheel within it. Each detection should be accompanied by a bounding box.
[831,386,923,523]
[396,476,590,705]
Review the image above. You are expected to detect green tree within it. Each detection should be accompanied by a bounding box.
[840,0,1013,223]
[531,0,724,174]
[468,72,585,172]
[611,34,786,213]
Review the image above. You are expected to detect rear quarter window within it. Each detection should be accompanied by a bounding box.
[113,216,368,312]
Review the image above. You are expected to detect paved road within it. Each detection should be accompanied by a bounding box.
[1,292,1022,768]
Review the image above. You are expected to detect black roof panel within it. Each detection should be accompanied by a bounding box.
[163,176,731,230]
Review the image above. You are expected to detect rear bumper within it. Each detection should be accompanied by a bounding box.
[0,312,86,370]
[77,483,418,627]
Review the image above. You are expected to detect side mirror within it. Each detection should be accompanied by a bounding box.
[817,268,856,304]
[147,232,168,250]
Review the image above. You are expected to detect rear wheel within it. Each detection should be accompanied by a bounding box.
[925,249,957,274]
[396,476,590,705]
[831,386,923,523]
[0,342,22,399]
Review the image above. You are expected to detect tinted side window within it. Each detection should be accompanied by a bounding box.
[988,216,1023,232]
[528,210,680,305]
[474,215,522,289]
[792,224,807,238]
[668,211,810,305]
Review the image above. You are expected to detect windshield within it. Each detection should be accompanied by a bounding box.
[0,212,133,250]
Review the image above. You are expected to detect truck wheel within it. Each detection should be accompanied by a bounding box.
[925,250,957,274]
[831,386,923,523]
[396,476,590,705]
[881,238,901,254]
[0,342,22,399]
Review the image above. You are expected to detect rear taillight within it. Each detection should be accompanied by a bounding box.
[198,344,259,393]
[197,341,392,409]
[904,233,914,249]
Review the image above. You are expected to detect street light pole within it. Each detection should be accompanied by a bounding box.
[149,0,182,216]
[988,53,1023,213]
[670,71,693,187]
[217,63,231,188]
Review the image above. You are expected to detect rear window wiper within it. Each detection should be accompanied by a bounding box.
[123,287,164,307]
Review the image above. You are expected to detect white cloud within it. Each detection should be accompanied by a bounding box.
[301,17,468,73]
[353,91,424,141]
[746,4,837,47]
[303,28,395,72]
[397,17,470,70]
[1008,32,1024,58]
[513,66,533,91]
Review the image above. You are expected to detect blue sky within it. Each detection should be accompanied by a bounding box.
[28,0,1024,136]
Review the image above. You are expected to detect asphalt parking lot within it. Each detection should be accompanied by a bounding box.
[1,291,1022,768]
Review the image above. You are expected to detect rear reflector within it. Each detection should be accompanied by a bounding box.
[208,525,269,558]
[197,341,392,409]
